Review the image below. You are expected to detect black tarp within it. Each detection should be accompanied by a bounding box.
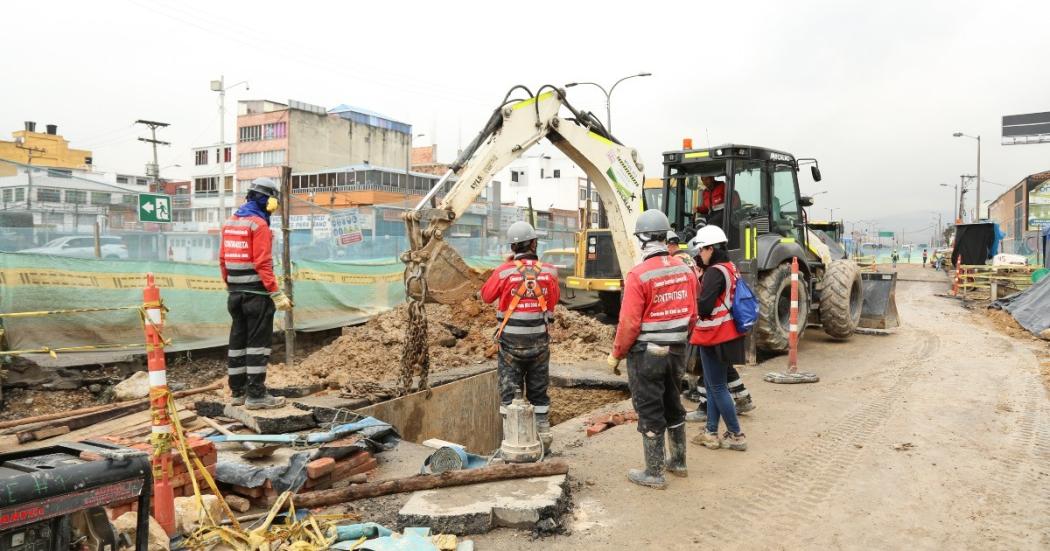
[992,274,1050,336]
[951,223,995,266]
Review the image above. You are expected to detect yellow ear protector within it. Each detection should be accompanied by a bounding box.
[266,197,279,213]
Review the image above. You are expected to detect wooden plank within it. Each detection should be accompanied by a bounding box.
[356,369,500,454]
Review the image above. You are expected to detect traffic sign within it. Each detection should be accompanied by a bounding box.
[139,193,172,223]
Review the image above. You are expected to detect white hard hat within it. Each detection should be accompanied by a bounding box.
[688,225,728,254]
[634,209,672,237]
[248,177,280,199]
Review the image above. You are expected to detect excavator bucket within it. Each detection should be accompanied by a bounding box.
[859,272,900,329]
[407,238,489,305]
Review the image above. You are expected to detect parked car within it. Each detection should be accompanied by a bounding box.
[18,235,129,259]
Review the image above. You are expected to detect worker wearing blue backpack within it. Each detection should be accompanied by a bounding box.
[687,225,753,451]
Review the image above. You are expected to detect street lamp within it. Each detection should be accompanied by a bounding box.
[565,72,651,229]
[939,182,959,222]
[952,132,981,219]
[211,76,249,224]
[565,72,652,132]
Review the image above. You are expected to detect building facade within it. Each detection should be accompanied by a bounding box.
[987,170,1050,259]
[186,142,235,227]
[491,144,596,228]
[235,99,412,193]
[0,122,93,177]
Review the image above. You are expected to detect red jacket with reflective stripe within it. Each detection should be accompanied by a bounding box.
[612,253,698,358]
[698,182,726,215]
[690,261,745,346]
[480,256,560,341]
[219,214,278,293]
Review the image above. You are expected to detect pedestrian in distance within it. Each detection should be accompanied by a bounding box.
[922,248,928,267]
[689,225,748,452]
[608,210,698,489]
[480,221,560,452]
[891,249,899,269]
[219,178,293,410]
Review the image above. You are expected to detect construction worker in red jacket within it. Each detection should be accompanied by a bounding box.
[480,221,560,450]
[219,177,292,410]
[608,209,698,489]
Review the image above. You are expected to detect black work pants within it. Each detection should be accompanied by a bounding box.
[627,342,687,435]
[497,337,551,415]
[227,292,276,399]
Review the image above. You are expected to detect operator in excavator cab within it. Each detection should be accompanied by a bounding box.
[480,221,560,452]
[608,210,698,489]
[697,176,727,217]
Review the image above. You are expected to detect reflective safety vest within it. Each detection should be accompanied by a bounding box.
[690,261,745,347]
[480,257,560,345]
[219,213,277,293]
[612,254,698,358]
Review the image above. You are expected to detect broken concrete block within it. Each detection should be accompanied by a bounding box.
[219,403,317,434]
[292,394,370,424]
[173,494,222,536]
[397,474,569,535]
[112,511,170,551]
[113,371,151,401]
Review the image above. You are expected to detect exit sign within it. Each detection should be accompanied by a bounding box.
[138,193,172,223]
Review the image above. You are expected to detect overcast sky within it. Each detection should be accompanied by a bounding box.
[4,0,1049,236]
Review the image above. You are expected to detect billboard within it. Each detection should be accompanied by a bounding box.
[1029,180,1050,231]
[1002,111,1050,145]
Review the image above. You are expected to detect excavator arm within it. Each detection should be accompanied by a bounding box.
[397,86,647,393]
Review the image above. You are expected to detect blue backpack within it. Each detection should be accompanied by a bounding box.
[713,264,759,334]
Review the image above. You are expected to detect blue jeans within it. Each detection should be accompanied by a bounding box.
[699,345,741,435]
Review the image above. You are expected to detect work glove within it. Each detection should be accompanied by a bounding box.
[607,353,622,376]
[271,291,293,311]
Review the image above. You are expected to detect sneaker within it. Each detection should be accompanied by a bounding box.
[691,430,721,450]
[244,394,287,410]
[685,409,707,423]
[735,396,756,415]
[230,395,245,407]
[721,431,747,451]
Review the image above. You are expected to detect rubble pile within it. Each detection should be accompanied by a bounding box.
[268,299,614,389]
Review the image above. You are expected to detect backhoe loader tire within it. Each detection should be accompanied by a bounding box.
[754,262,809,354]
[819,259,863,340]
[598,291,621,320]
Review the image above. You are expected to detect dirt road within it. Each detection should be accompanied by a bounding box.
[476,265,1050,549]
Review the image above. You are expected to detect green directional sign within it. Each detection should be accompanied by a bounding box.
[138,193,172,223]
[878,231,895,238]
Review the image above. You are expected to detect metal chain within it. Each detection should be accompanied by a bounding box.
[398,256,431,396]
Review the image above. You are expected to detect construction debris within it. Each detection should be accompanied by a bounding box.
[584,410,639,437]
[112,370,151,401]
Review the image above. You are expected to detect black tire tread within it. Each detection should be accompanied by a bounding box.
[820,259,862,340]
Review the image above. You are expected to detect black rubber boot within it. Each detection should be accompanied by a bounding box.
[665,424,688,477]
[628,431,667,489]
[245,373,286,410]
[228,373,246,406]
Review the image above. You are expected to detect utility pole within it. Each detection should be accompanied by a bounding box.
[15,142,45,211]
[211,77,248,224]
[135,120,170,187]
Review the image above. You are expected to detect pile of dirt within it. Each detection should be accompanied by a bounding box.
[983,308,1034,340]
[267,299,614,390]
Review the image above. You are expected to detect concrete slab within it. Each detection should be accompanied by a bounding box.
[195,399,317,434]
[549,362,629,391]
[396,474,569,535]
[292,393,371,424]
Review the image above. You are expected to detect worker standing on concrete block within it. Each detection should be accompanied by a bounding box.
[609,210,697,489]
[689,225,748,451]
[481,221,560,451]
[219,177,292,410]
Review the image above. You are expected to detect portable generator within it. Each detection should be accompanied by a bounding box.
[0,441,152,551]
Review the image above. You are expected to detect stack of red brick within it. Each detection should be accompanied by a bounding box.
[585,410,639,437]
[83,436,218,519]
[223,449,377,508]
